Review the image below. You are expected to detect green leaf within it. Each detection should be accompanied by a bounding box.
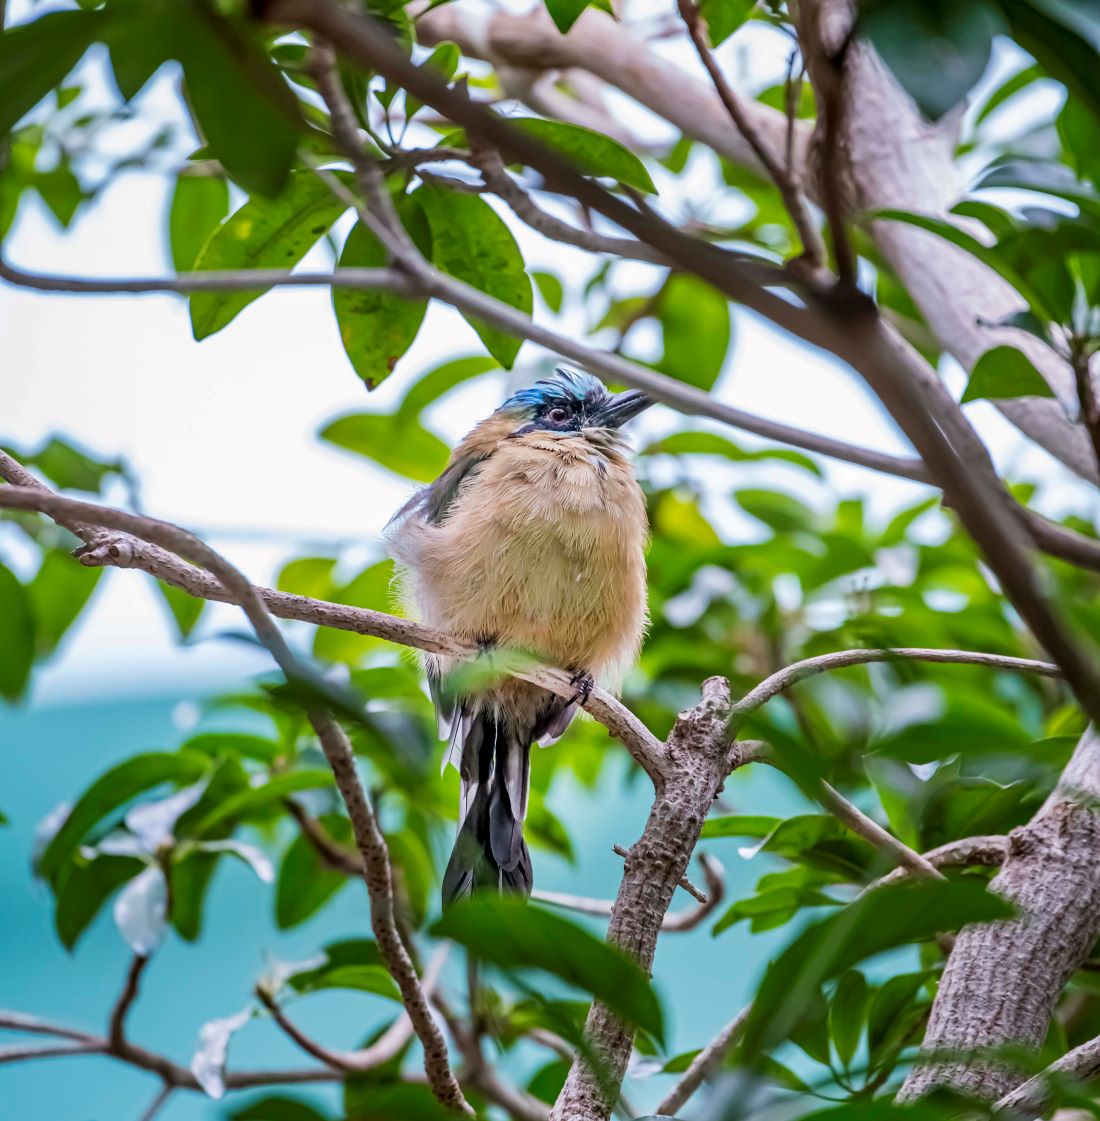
[189,769,333,838]
[414,184,533,368]
[532,270,564,313]
[39,751,210,880]
[830,970,869,1067]
[858,0,1002,120]
[28,550,102,657]
[396,355,499,423]
[289,963,402,1002]
[54,851,144,950]
[405,42,461,120]
[430,897,664,1040]
[276,813,352,929]
[511,118,656,193]
[0,564,36,702]
[182,731,280,764]
[277,557,338,600]
[320,413,451,483]
[867,971,930,1060]
[975,62,1042,126]
[700,0,756,46]
[176,6,302,196]
[232,1098,330,1121]
[34,165,82,228]
[231,1097,331,1121]
[344,1083,456,1121]
[701,815,782,839]
[312,560,397,664]
[543,0,590,34]
[169,173,230,272]
[170,848,221,941]
[190,171,348,340]
[153,578,205,640]
[0,10,104,137]
[333,220,427,389]
[712,886,839,936]
[740,879,1014,1057]
[27,436,121,492]
[641,431,822,476]
[658,274,731,390]
[735,488,816,533]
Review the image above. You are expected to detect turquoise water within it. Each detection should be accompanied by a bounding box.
[0,691,792,1119]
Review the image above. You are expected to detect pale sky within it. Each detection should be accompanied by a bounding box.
[0,5,1088,706]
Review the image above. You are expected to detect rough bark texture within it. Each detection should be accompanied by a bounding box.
[898,730,1100,1101]
[549,678,738,1121]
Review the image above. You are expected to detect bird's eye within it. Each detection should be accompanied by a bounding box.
[547,406,569,424]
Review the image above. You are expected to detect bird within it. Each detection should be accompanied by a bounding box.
[385,367,653,905]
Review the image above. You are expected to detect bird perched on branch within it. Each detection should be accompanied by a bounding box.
[386,367,652,904]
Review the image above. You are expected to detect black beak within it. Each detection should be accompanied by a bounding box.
[589,389,654,429]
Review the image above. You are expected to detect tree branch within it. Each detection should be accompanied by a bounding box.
[676,0,825,271]
[729,647,1062,724]
[995,1031,1100,1116]
[304,712,470,1112]
[0,470,666,783]
[533,852,726,932]
[0,256,412,296]
[654,1004,751,1116]
[108,954,149,1051]
[550,677,740,1121]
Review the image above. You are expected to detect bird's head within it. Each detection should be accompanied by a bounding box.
[496,367,653,438]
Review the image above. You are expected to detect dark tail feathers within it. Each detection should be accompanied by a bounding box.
[441,709,533,905]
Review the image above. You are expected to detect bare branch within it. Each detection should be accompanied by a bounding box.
[870,835,1008,890]
[533,852,726,932]
[256,946,448,1073]
[135,1085,173,1121]
[0,1041,103,1064]
[729,647,1062,724]
[1071,347,1100,476]
[306,712,472,1114]
[551,678,738,1120]
[676,0,825,271]
[654,1005,751,1116]
[0,1011,100,1045]
[0,256,413,296]
[995,1032,1100,1116]
[108,954,149,1051]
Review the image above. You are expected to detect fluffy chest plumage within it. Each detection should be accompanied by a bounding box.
[403,434,649,678]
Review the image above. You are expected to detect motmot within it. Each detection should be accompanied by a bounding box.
[386,367,653,904]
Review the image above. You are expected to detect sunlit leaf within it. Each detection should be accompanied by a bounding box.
[414,183,533,368]
[190,171,348,340]
[170,173,230,272]
[658,274,731,390]
[320,413,450,483]
[511,118,656,194]
[333,220,427,389]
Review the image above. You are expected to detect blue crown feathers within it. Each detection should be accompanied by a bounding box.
[497,367,608,417]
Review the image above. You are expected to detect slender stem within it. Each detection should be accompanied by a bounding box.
[1072,345,1100,475]
[109,955,148,1050]
[654,1005,751,1115]
[677,0,825,269]
[729,647,1061,724]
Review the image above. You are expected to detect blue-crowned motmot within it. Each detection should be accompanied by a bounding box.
[386,368,653,904]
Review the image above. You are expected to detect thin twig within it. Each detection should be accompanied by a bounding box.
[654,1005,751,1115]
[995,1031,1100,1115]
[869,835,1008,890]
[1072,346,1100,476]
[109,954,148,1050]
[306,713,472,1114]
[256,945,449,1073]
[533,853,726,932]
[611,843,710,903]
[729,647,1062,724]
[0,257,412,296]
[135,1084,173,1121]
[677,0,825,270]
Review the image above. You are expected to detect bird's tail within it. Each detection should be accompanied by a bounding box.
[441,708,533,905]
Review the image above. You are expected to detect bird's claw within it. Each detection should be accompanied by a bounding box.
[568,671,595,707]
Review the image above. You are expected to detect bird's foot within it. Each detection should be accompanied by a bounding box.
[568,670,595,707]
